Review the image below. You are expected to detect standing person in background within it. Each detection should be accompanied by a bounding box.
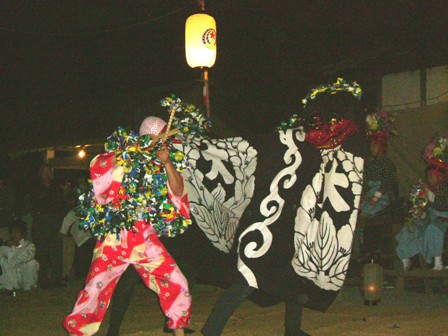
[30,163,65,288]
[60,207,92,284]
[0,174,16,243]
[58,178,78,283]
[59,178,77,211]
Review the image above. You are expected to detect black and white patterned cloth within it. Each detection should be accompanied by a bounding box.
[165,128,365,312]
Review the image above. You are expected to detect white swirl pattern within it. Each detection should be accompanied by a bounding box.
[237,128,306,288]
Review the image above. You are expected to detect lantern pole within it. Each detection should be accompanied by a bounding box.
[197,0,205,11]
[202,68,211,118]
[185,0,216,119]
[198,0,211,118]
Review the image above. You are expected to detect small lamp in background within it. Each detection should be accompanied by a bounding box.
[78,147,86,159]
[361,259,384,306]
[185,0,217,118]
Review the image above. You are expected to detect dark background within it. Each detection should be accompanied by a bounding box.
[1,0,447,153]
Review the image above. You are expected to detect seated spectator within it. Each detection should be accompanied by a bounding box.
[0,220,39,294]
[360,110,398,217]
[396,137,448,271]
[354,111,398,256]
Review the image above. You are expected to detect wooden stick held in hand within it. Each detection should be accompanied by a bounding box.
[164,105,177,142]
[149,106,179,148]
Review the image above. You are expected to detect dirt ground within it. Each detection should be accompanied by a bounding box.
[1,277,448,336]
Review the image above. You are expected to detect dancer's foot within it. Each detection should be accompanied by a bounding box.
[285,328,311,336]
[164,322,194,334]
[172,328,185,336]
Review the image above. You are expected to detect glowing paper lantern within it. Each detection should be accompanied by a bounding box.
[185,13,217,68]
[361,260,384,305]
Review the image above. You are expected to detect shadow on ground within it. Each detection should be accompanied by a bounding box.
[1,279,447,336]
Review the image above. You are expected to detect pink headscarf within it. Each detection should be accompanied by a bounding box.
[139,116,167,137]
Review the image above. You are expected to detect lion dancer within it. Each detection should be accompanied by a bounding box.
[63,116,192,336]
[201,78,366,336]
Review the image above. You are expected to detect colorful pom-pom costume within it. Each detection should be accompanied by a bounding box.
[64,115,192,336]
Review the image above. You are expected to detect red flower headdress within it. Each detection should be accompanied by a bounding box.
[365,110,398,145]
[423,136,448,177]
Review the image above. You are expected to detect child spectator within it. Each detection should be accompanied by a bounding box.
[0,220,39,295]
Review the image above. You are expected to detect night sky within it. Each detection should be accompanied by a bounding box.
[1,1,447,153]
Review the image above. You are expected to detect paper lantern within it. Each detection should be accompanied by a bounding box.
[361,260,384,305]
[185,13,217,68]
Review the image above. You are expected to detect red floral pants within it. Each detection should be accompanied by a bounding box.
[63,221,191,335]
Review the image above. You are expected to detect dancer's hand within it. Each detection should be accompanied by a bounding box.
[156,145,171,165]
